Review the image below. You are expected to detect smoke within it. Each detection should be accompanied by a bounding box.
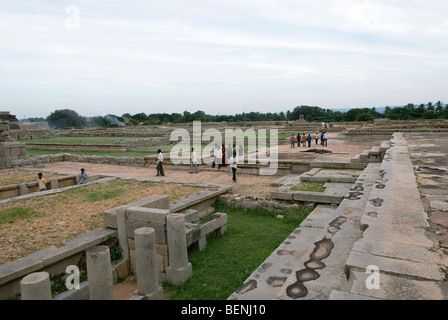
[105,114,125,127]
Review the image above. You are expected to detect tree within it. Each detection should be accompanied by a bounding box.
[89,116,113,128]
[435,101,443,113]
[46,109,86,129]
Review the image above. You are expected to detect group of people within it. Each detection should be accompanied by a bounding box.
[156,144,239,183]
[36,168,88,191]
[290,132,328,148]
[212,144,238,182]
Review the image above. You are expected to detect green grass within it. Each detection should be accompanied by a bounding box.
[20,136,141,145]
[26,149,152,158]
[290,181,326,192]
[85,188,126,202]
[0,207,42,224]
[163,202,312,300]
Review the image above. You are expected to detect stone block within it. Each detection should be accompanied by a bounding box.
[271,191,293,201]
[127,220,166,244]
[0,257,45,286]
[127,207,170,224]
[54,281,89,300]
[346,251,444,281]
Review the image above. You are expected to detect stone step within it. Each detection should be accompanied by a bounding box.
[300,168,361,183]
[310,156,366,170]
[275,162,382,300]
[269,174,303,187]
[343,270,445,300]
[272,182,354,205]
[338,133,447,300]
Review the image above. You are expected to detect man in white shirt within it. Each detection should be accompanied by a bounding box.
[229,151,238,183]
[216,146,223,169]
[323,132,328,147]
[190,147,199,174]
[156,149,165,176]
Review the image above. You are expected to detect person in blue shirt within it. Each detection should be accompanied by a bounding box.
[78,168,88,184]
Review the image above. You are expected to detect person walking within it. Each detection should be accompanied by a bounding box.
[297,133,301,147]
[320,132,325,146]
[307,133,312,147]
[190,147,200,174]
[217,145,223,169]
[156,149,165,176]
[290,134,296,148]
[323,132,328,147]
[301,133,307,147]
[229,151,238,183]
[315,132,319,145]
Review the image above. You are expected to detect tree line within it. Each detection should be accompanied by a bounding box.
[31,101,448,129]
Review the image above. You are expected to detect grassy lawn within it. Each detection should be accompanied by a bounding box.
[163,202,312,300]
[19,136,142,145]
[26,149,152,158]
[290,181,326,192]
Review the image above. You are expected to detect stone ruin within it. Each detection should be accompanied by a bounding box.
[0,119,27,169]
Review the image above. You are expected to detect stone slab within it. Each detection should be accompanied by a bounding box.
[127,207,170,224]
[361,223,435,249]
[0,257,44,286]
[346,250,444,281]
[351,238,439,265]
[328,289,379,300]
[347,270,445,300]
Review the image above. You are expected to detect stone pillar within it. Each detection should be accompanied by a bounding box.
[20,272,52,300]
[116,208,129,261]
[165,214,192,285]
[135,227,163,299]
[19,182,29,196]
[86,245,114,300]
[49,179,58,190]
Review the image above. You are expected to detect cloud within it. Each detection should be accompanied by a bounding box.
[0,0,447,117]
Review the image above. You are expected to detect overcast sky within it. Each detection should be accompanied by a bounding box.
[1,0,447,118]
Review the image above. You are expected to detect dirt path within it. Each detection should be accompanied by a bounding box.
[44,161,278,197]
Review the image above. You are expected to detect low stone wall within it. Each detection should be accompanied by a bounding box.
[218,193,310,213]
[0,174,108,201]
[346,128,448,135]
[25,143,127,152]
[10,129,53,140]
[16,153,313,175]
[0,228,118,299]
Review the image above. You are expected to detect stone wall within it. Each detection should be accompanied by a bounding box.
[9,128,53,140]
[0,121,28,169]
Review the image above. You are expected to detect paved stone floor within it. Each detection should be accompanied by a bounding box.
[405,132,448,297]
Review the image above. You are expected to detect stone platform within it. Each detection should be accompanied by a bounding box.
[229,132,448,300]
